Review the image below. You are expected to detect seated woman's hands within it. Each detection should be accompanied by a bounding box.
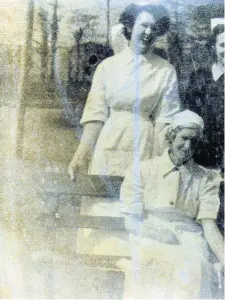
[142,227,180,245]
[125,214,179,245]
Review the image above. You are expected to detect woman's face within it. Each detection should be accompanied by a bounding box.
[215,31,225,66]
[170,128,199,165]
[130,11,158,54]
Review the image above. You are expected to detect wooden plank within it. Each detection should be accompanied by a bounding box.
[75,215,125,231]
[40,172,123,197]
[80,196,122,217]
[34,214,125,231]
[75,174,123,197]
[76,254,130,270]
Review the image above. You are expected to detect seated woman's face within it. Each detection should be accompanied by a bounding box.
[216,32,224,67]
[171,128,199,164]
[130,11,158,54]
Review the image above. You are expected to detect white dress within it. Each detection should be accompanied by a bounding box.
[76,48,181,267]
[80,46,180,176]
[119,150,222,299]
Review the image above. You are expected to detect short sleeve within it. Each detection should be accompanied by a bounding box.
[196,170,221,222]
[156,67,180,123]
[80,62,108,125]
[120,163,144,216]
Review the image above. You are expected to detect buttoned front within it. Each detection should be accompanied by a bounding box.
[120,149,221,221]
[120,150,222,299]
[80,47,180,176]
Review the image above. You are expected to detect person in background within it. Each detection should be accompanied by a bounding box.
[68,3,180,178]
[119,110,223,299]
[185,20,224,172]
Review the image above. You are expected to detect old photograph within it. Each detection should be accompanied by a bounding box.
[0,0,224,298]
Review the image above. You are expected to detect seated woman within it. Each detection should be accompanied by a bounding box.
[120,110,223,299]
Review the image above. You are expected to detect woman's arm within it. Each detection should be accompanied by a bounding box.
[152,122,168,156]
[202,219,224,265]
[154,67,180,155]
[68,60,108,178]
[68,121,103,179]
[120,164,145,235]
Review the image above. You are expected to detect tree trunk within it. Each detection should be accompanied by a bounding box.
[106,0,110,45]
[50,0,59,84]
[74,28,83,82]
[15,0,34,157]
[39,7,49,85]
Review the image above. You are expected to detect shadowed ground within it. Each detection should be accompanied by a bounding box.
[0,106,124,299]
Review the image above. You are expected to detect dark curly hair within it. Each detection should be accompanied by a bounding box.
[207,23,224,63]
[119,4,170,41]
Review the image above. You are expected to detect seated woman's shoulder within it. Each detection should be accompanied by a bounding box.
[196,164,222,181]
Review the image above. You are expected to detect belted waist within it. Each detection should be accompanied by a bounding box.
[109,109,153,122]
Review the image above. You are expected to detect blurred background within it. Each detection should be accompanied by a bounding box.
[0,0,223,164]
[0,0,223,298]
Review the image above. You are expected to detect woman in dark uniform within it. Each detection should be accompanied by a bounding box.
[185,23,224,171]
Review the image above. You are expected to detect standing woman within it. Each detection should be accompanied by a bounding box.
[68,4,180,177]
[185,21,224,171]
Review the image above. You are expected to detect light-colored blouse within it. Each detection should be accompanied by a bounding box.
[121,149,221,222]
[81,46,180,176]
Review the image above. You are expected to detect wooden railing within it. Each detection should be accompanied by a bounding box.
[39,171,130,269]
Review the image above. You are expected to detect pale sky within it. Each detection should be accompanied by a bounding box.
[0,0,222,45]
[0,0,165,10]
[0,0,221,9]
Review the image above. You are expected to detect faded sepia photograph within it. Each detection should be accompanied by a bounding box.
[0,0,224,298]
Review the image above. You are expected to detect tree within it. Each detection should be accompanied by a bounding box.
[37,7,49,85]
[106,0,110,45]
[184,3,224,70]
[70,11,98,82]
[15,0,35,157]
[50,0,59,83]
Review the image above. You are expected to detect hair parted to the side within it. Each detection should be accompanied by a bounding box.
[119,4,170,40]
[207,23,224,62]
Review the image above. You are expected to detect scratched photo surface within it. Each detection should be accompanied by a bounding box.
[0,0,224,299]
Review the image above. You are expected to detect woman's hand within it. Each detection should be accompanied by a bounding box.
[202,219,224,266]
[68,121,104,180]
[143,227,179,245]
[68,147,91,179]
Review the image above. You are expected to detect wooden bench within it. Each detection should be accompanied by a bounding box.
[38,171,130,269]
[38,169,224,267]
[36,169,224,299]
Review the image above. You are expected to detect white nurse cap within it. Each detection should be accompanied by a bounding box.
[171,110,204,131]
[211,18,225,31]
[111,24,128,54]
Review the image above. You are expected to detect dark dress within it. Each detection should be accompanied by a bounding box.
[185,67,224,170]
[185,68,224,234]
